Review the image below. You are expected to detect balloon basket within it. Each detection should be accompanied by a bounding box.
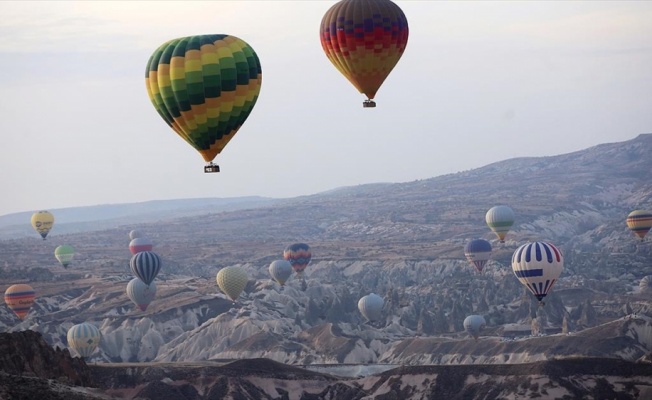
[204,163,220,173]
[363,100,376,108]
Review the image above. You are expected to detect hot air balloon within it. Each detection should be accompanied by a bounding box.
[283,243,312,276]
[486,205,515,243]
[358,293,384,322]
[129,251,161,286]
[4,284,36,320]
[319,0,409,107]
[216,266,249,302]
[126,278,157,311]
[269,260,293,287]
[511,242,563,305]
[464,239,492,273]
[129,230,142,241]
[30,211,54,240]
[626,210,652,241]
[67,323,101,358]
[145,34,263,173]
[54,245,75,268]
[639,275,652,294]
[129,237,153,255]
[463,315,486,341]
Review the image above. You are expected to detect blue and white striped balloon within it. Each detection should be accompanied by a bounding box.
[129,251,161,286]
[511,242,563,303]
[67,322,101,358]
[464,239,492,273]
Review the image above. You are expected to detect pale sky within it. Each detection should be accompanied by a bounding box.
[1,1,651,217]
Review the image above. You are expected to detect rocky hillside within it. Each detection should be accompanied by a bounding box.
[0,134,651,369]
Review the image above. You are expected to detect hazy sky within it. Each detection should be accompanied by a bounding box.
[1,1,651,217]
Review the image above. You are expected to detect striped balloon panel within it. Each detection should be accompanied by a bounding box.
[358,293,384,322]
[511,242,563,301]
[126,278,157,311]
[216,266,249,302]
[4,284,35,320]
[283,243,312,273]
[67,323,101,358]
[464,239,492,272]
[626,210,652,240]
[319,0,409,99]
[129,251,161,286]
[146,34,262,163]
[269,260,293,286]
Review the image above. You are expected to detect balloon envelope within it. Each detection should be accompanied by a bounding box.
[283,243,312,275]
[486,206,515,242]
[640,275,652,293]
[145,34,262,164]
[358,293,384,322]
[54,245,75,268]
[126,278,157,311]
[626,210,652,241]
[464,239,492,273]
[129,230,142,241]
[464,315,486,341]
[4,284,36,320]
[269,260,293,286]
[216,266,249,302]
[319,0,409,102]
[67,323,101,358]
[129,251,161,286]
[511,242,563,302]
[31,211,54,240]
[129,237,153,255]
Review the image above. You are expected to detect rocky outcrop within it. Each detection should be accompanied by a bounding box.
[0,330,92,386]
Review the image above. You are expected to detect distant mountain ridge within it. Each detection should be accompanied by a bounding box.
[0,196,279,239]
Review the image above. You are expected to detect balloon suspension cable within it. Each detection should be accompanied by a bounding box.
[363,99,376,108]
[204,162,220,173]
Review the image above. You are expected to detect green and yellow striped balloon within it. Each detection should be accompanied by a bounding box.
[145,34,262,164]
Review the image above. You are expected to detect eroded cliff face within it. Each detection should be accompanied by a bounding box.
[0,330,91,385]
[0,330,107,400]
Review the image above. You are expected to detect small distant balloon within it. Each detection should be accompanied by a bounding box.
[129,251,161,286]
[511,242,563,305]
[358,293,384,322]
[626,210,652,241]
[283,243,312,276]
[54,245,75,268]
[30,211,54,240]
[126,278,157,311]
[129,230,142,241]
[4,284,36,320]
[464,239,492,273]
[486,206,515,243]
[269,260,293,286]
[67,323,101,358]
[464,315,486,341]
[129,237,153,255]
[216,266,249,302]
